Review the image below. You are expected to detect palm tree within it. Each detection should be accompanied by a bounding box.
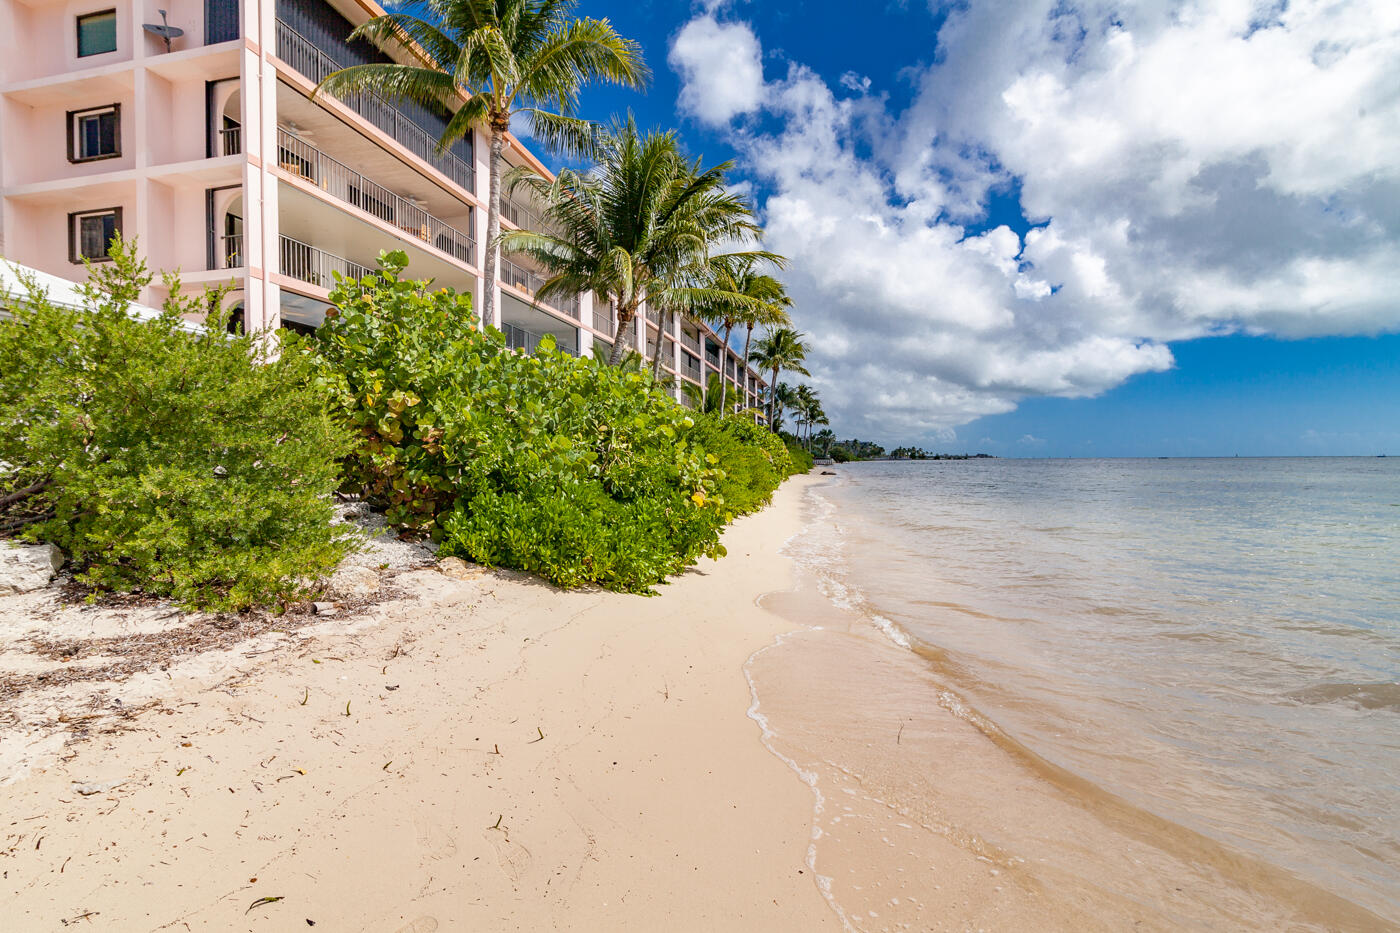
[499,116,778,366]
[813,428,835,456]
[699,260,790,415]
[770,382,798,434]
[316,0,649,330]
[749,327,809,431]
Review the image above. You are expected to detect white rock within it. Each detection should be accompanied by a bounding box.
[437,556,484,581]
[329,565,379,599]
[0,542,64,596]
[73,779,125,796]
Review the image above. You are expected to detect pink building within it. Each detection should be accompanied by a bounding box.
[0,0,765,408]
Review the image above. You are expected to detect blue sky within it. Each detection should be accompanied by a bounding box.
[556,0,1400,456]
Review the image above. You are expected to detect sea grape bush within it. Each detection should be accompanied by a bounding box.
[0,239,356,610]
[311,253,741,593]
[684,414,795,516]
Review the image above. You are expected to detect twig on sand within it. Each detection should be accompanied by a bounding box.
[490,814,503,831]
[245,896,283,915]
[527,726,545,744]
[897,721,905,745]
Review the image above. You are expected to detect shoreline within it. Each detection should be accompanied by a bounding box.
[1,475,840,930]
[753,469,1395,932]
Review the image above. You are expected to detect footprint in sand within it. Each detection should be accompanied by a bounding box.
[485,830,532,883]
[413,814,458,861]
[393,918,438,933]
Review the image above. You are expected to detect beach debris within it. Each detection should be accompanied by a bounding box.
[59,910,98,926]
[344,700,351,717]
[300,689,309,706]
[527,726,545,744]
[897,722,905,745]
[312,601,336,615]
[245,896,283,915]
[0,541,64,595]
[382,760,392,771]
[490,814,503,831]
[72,779,124,796]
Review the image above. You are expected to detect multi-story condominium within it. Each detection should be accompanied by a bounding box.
[0,0,767,410]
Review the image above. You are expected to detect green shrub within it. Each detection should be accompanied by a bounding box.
[788,441,816,470]
[310,254,728,593]
[0,239,356,610]
[828,445,851,464]
[686,413,795,515]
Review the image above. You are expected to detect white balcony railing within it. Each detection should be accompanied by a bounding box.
[279,235,372,288]
[276,128,475,266]
[275,20,476,194]
[502,321,577,357]
[499,255,580,319]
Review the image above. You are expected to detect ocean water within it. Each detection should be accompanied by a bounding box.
[769,457,1400,928]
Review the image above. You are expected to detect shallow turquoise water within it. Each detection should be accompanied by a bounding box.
[809,457,1400,921]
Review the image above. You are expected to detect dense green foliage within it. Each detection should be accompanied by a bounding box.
[685,414,795,516]
[311,254,760,593]
[787,440,815,472]
[829,445,852,464]
[0,241,355,610]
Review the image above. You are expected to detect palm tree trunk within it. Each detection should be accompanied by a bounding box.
[717,324,733,415]
[740,324,754,418]
[608,305,634,366]
[484,120,507,331]
[768,365,779,431]
[650,309,670,381]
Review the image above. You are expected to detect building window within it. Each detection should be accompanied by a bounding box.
[69,208,123,263]
[77,10,118,57]
[67,104,121,162]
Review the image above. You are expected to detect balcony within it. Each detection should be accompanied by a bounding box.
[499,255,580,319]
[680,352,702,383]
[276,128,475,266]
[219,125,242,156]
[275,20,475,194]
[279,235,372,289]
[680,330,701,354]
[218,233,243,269]
[502,321,577,357]
[592,302,615,337]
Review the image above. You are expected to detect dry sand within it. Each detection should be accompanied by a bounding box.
[0,475,841,931]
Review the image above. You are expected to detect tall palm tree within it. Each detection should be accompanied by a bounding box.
[770,382,798,434]
[499,116,778,366]
[700,260,790,415]
[316,0,649,330]
[749,327,809,431]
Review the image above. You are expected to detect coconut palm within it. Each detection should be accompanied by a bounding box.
[698,260,790,415]
[315,0,649,330]
[770,382,798,434]
[813,428,835,456]
[749,327,809,431]
[793,384,822,449]
[499,115,779,366]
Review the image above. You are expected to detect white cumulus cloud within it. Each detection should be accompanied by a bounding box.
[668,13,766,127]
[669,1,1400,442]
